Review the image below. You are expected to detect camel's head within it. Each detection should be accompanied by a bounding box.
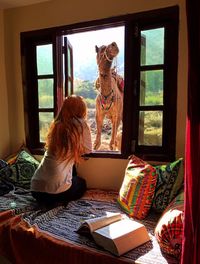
[95,42,119,65]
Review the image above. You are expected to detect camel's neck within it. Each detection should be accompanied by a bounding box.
[98,72,112,96]
[98,60,113,96]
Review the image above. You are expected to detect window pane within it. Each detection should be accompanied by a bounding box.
[138,111,163,146]
[39,112,54,142]
[141,28,164,66]
[38,79,54,108]
[36,44,53,75]
[140,70,163,106]
[68,80,72,92]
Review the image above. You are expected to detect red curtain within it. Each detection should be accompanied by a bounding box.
[181,0,200,263]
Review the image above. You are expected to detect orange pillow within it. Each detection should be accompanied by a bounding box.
[155,191,184,259]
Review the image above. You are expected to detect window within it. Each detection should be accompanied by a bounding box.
[21,6,179,161]
[36,44,54,143]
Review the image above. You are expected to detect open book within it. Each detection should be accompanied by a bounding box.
[77,212,150,256]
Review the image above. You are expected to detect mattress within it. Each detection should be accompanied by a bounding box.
[0,189,178,264]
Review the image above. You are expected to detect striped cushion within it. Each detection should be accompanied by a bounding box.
[117,155,158,220]
[155,191,184,259]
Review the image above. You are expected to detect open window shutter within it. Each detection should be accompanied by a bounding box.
[63,36,74,97]
[55,34,64,113]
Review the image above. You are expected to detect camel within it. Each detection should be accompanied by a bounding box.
[94,42,123,151]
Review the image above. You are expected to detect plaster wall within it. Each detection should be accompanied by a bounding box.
[0,10,10,158]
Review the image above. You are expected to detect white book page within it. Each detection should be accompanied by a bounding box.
[85,212,123,232]
[94,219,143,239]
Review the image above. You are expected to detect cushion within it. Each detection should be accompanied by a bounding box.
[4,145,30,165]
[155,190,184,259]
[0,160,14,195]
[0,150,39,190]
[0,159,8,169]
[152,158,183,212]
[117,155,158,219]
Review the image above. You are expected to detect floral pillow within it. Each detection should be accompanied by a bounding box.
[155,190,184,259]
[0,150,39,190]
[152,158,183,213]
[117,155,158,220]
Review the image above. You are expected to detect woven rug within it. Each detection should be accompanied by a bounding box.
[22,189,178,264]
[0,189,37,214]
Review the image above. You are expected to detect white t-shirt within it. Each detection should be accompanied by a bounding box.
[31,118,92,194]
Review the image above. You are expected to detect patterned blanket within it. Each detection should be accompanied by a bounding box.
[0,189,178,264]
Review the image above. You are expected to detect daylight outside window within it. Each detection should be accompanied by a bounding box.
[36,27,166,151]
[66,27,125,153]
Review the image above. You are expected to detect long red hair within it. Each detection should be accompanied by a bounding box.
[45,95,87,163]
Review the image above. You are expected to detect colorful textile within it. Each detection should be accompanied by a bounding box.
[0,189,178,264]
[117,155,158,219]
[0,160,8,169]
[152,158,183,212]
[0,160,14,195]
[0,150,39,190]
[155,191,184,259]
[4,145,28,165]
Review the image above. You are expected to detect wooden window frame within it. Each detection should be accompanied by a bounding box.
[21,6,179,161]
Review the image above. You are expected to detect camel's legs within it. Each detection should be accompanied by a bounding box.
[110,114,122,150]
[94,109,104,150]
[109,116,118,150]
[115,116,122,148]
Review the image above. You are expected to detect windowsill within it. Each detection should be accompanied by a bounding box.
[30,147,173,162]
